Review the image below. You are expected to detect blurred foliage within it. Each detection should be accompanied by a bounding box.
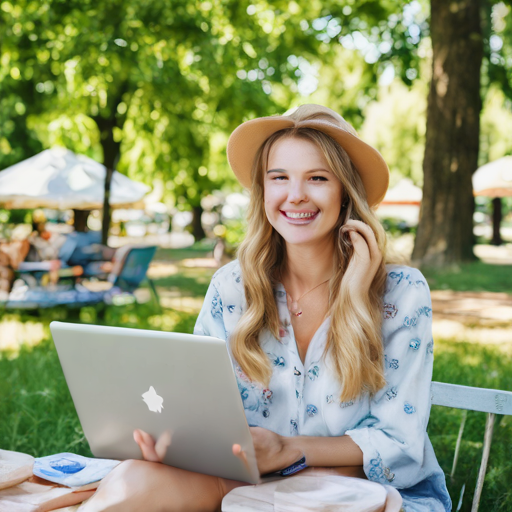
[223,218,248,247]
[0,208,31,239]
[361,78,428,186]
[479,86,512,166]
[0,0,442,210]
[380,216,417,236]
[0,208,30,224]
[475,195,512,219]
[483,1,512,103]
[0,0,511,226]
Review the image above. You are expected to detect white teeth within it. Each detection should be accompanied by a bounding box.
[285,212,316,219]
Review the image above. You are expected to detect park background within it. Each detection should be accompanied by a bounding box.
[1,0,512,510]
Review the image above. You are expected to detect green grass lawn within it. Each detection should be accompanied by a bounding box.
[1,259,512,510]
[153,239,216,262]
[154,267,216,298]
[422,261,512,294]
[2,329,511,511]
[0,303,199,458]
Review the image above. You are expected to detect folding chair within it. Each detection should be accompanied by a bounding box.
[107,245,159,307]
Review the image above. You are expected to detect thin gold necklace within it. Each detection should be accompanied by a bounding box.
[283,278,331,317]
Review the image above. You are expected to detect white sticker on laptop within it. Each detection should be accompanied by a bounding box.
[142,386,164,413]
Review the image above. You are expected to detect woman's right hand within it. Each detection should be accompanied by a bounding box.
[133,429,172,463]
[339,219,382,298]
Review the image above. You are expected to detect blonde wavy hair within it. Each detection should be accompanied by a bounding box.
[232,125,388,402]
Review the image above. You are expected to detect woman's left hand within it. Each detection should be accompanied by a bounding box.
[133,429,172,463]
[232,427,302,475]
[340,219,382,299]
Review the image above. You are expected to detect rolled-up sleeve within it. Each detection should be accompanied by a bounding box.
[346,268,435,489]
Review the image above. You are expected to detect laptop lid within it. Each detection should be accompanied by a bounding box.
[50,321,260,484]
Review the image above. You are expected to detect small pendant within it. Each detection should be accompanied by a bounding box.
[287,296,303,317]
[291,301,302,315]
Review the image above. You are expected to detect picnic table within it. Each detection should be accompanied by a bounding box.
[2,239,158,310]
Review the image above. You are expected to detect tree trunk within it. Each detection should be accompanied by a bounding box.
[491,197,502,245]
[102,166,114,245]
[191,204,206,241]
[412,0,483,266]
[95,117,121,246]
[73,209,90,232]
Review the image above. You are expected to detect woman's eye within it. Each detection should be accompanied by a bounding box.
[311,176,328,182]
[272,175,287,181]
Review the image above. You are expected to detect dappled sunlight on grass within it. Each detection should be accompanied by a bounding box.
[153,245,215,263]
[0,261,211,357]
[433,319,512,345]
[147,261,180,279]
[434,339,512,389]
[0,315,48,354]
[152,265,215,298]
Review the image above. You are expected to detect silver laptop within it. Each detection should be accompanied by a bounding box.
[50,321,260,484]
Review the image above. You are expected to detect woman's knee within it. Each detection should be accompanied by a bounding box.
[81,459,228,512]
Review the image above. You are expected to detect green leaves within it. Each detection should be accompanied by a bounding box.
[2,0,510,213]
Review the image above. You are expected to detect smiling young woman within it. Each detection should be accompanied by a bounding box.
[233,123,389,402]
[81,105,452,512]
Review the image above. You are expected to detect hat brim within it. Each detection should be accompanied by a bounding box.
[227,116,389,207]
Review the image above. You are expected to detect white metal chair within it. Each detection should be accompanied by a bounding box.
[431,382,512,512]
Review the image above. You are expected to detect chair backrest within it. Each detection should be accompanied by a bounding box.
[431,381,512,415]
[431,381,512,512]
[108,245,157,291]
[58,236,78,264]
[66,231,102,266]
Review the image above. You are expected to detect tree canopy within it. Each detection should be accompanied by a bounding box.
[1,0,512,257]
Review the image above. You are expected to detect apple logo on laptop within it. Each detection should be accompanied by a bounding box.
[142,386,164,413]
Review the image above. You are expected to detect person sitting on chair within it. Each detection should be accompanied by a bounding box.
[80,105,451,512]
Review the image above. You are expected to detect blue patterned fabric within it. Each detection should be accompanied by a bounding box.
[194,260,451,512]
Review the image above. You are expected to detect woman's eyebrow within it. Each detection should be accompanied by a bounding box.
[305,168,330,174]
[266,168,330,174]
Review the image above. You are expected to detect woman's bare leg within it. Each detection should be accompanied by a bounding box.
[79,460,248,512]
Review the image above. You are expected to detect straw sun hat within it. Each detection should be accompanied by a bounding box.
[226,104,389,207]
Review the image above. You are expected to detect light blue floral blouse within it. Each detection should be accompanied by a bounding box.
[193,260,451,512]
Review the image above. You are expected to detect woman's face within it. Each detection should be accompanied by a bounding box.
[263,136,343,247]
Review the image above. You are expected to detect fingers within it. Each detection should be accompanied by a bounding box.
[133,429,163,463]
[341,220,382,267]
[348,231,370,261]
[155,430,172,462]
[232,443,251,473]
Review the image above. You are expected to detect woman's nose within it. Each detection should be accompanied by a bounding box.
[287,179,308,203]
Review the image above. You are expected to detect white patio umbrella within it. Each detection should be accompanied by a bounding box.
[473,156,512,197]
[376,178,422,226]
[380,178,422,205]
[472,156,512,245]
[0,147,150,210]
